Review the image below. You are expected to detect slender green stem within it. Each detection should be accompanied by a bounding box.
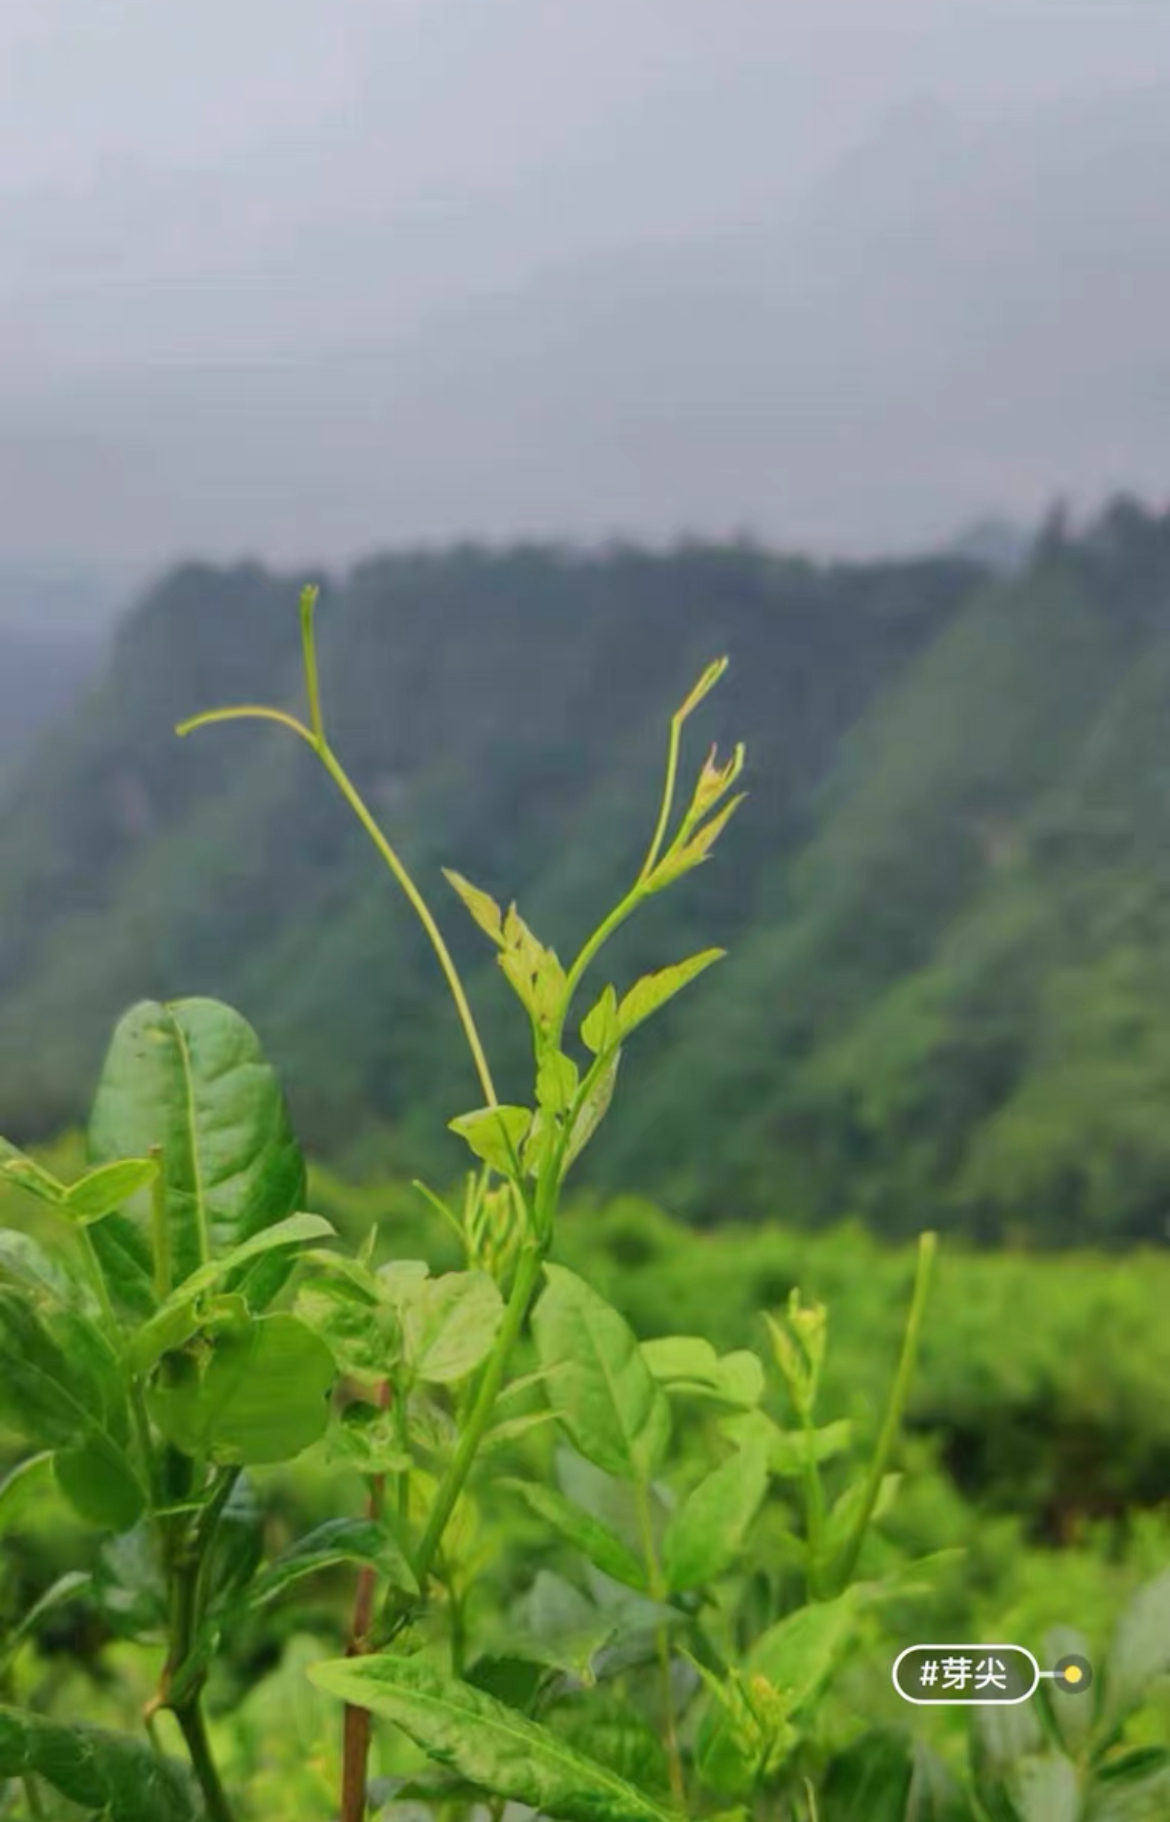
[638,714,684,886]
[557,883,646,1042]
[799,1403,828,1601]
[299,585,326,745]
[21,1773,45,1817]
[173,1697,235,1822]
[177,704,319,749]
[836,1231,937,1588]
[413,1242,544,1588]
[180,698,498,1110]
[315,743,498,1107]
[180,592,499,1109]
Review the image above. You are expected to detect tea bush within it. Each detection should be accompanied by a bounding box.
[0,588,1167,1822]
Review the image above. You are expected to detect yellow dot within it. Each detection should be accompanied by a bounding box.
[1063,1665,1083,1684]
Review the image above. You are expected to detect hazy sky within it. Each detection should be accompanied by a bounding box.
[4,0,1170,583]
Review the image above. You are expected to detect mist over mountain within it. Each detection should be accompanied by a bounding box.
[6,503,1170,1244]
[2,70,1169,569]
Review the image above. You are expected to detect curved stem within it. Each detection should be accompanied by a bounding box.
[315,744,497,1108]
[177,708,497,1109]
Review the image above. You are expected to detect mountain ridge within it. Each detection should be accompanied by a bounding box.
[5,508,1170,1243]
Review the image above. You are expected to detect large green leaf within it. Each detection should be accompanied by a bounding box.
[147,1312,334,1465]
[533,1266,670,1482]
[660,1444,768,1591]
[0,1706,199,1821]
[310,1653,680,1822]
[88,998,306,1307]
[503,1479,649,1591]
[0,1292,133,1464]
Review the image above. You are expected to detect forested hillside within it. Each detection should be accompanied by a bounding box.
[5,505,1170,1243]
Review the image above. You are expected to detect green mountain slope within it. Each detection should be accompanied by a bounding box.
[622,502,1170,1242]
[0,543,973,1153]
[6,510,1170,1242]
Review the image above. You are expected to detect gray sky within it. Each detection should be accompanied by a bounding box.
[4,0,1170,585]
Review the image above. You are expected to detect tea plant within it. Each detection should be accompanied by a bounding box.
[5,585,1150,1822]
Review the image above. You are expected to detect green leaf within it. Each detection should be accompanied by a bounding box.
[88,998,306,1310]
[298,1272,396,1382]
[401,1271,505,1384]
[498,908,566,1031]
[502,1479,649,1591]
[0,1454,56,1537]
[0,1706,199,1821]
[1104,1568,1170,1725]
[546,1697,672,1798]
[616,950,725,1040]
[309,1653,680,1822]
[63,1158,159,1223]
[503,1571,627,1681]
[722,1410,854,1476]
[443,869,505,945]
[819,1471,901,1568]
[642,1338,764,1409]
[1091,1748,1170,1820]
[647,796,746,892]
[129,1211,336,1373]
[1006,1756,1079,1822]
[533,1265,670,1482]
[538,1051,581,1115]
[1042,1626,1095,1758]
[581,987,621,1056]
[0,1291,129,1453]
[821,1731,976,1822]
[0,1230,83,1303]
[563,1050,622,1173]
[148,1312,334,1465]
[0,1572,92,1670]
[245,1516,417,1610]
[819,1728,912,1822]
[0,1140,65,1206]
[661,1445,769,1591]
[55,1437,145,1531]
[698,1588,861,1794]
[448,1105,532,1176]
